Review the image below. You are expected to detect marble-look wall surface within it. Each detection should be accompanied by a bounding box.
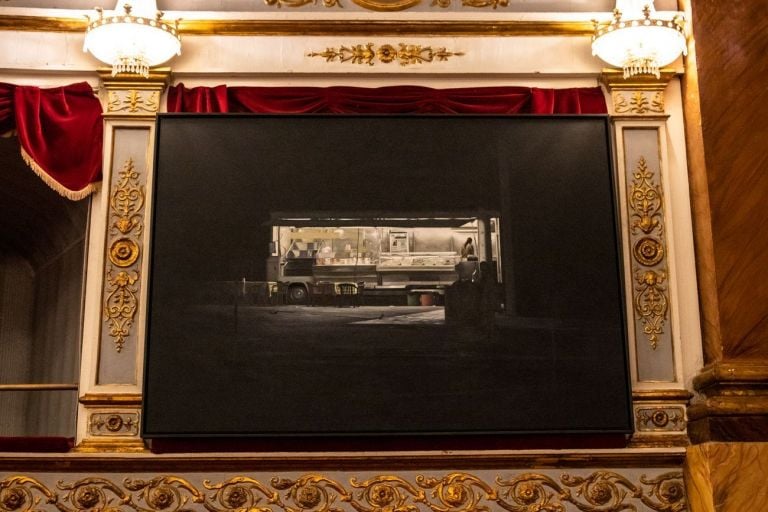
[690,0,768,362]
[685,442,768,511]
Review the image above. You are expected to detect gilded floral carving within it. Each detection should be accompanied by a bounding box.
[107,90,160,114]
[124,477,205,512]
[308,43,464,66]
[349,476,424,512]
[627,156,669,351]
[415,473,496,512]
[104,157,145,353]
[495,473,567,512]
[89,413,140,436]
[271,475,352,512]
[634,270,668,350]
[613,91,665,115]
[0,473,688,512]
[636,407,686,433]
[203,477,280,512]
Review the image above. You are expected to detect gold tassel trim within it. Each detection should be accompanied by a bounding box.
[20,146,99,201]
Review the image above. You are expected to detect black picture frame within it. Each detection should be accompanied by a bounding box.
[142,114,632,443]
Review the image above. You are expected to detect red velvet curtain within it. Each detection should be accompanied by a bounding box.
[168,84,607,114]
[0,82,103,200]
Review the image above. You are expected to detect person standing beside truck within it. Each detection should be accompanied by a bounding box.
[461,237,477,261]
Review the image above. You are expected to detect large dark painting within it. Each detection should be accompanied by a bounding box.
[143,114,631,440]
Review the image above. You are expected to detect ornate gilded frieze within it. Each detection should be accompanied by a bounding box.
[103,158,145,353]
[628,156,670,351]
[88,413,140,437]
[0,472,686,512]
[308,43,464,66]
[107,90,161,114]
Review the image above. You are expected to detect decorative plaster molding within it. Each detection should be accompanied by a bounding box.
[627,156,670,351]
[0,15,594,37]
[600,70,675,117]
[308,43,464,66]
[0,471,687,512]
[103,158,145,354]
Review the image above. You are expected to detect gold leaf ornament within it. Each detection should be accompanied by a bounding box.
[203,477,280,512]
[415,473,496,512]
[349,476,425,512]
[271,475,352,512]
[124,476,205,512]
[560,471,641,512]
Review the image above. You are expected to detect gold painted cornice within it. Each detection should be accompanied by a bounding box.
[99,68,172,90]
[0,15,593,36]
[600,69,677,92]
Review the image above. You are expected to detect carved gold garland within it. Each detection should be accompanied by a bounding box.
[308,43,464,66]
[103,158,145,353]
[0,472,686,512]
[628,156,669,351]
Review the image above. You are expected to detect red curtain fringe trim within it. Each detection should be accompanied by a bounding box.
[20,146,99,200]
[1,82,103,201]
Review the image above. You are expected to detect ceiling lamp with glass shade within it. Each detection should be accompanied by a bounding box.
[591,1,686,79]
[84,0,181,78]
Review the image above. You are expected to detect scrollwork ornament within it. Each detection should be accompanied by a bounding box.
[349,476,425,512]
[307,43,463,66]
[107,90,160,114]
[0,476,56,512]
[634,270,668,350]
[613,91,664,115]
[124,476,205,512]
[560,471,640,512]
[638,473,685,512]
[57,477,130,512]
[415,473,496,512]
[494,474,568,512]
[110,158,145,238]
[104,269,140,353]
[271,475,351,512]
[629,157,663,236]
[203,477,280,512]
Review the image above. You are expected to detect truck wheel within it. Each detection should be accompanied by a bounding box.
[288,284,308,304]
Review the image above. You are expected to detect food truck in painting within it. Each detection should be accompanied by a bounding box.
[266,213,500,305]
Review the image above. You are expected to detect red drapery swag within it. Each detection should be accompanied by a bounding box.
[168,84,608,115]
[0,82,103,200]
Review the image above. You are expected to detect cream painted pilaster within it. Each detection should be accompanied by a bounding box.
[74,69,170,452]
[603,70,701,448]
